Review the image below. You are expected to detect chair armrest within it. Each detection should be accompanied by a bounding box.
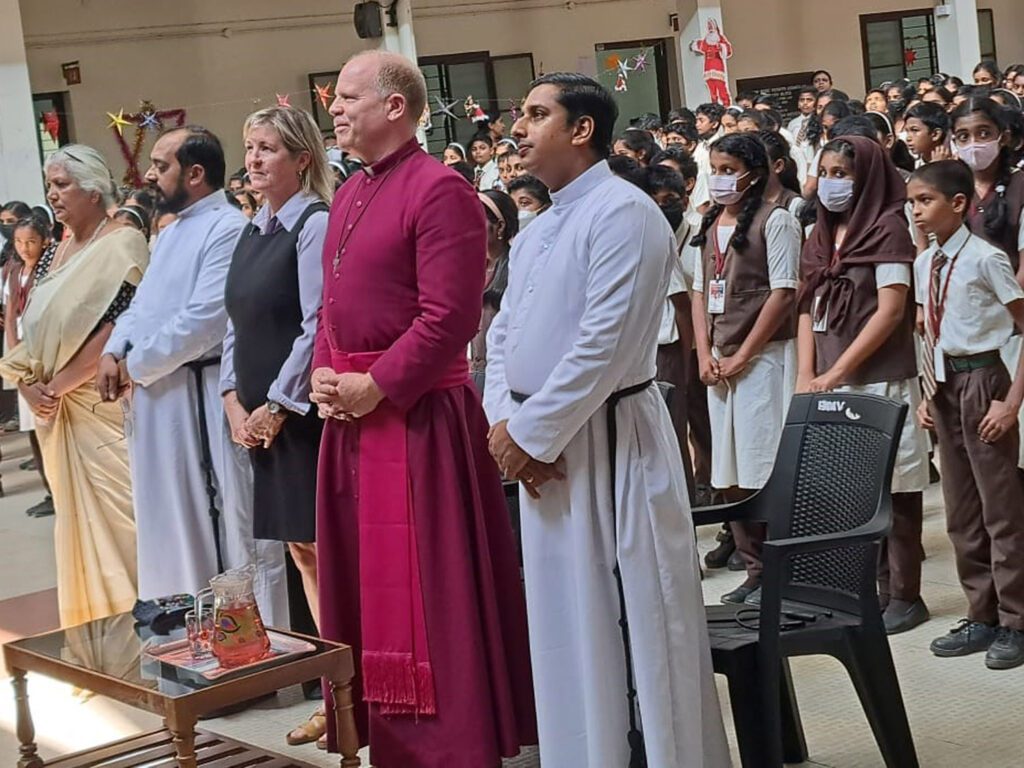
[691,495,758,527]
[761,523,887,559]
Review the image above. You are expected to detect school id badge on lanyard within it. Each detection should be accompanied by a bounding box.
[707,224,729,315]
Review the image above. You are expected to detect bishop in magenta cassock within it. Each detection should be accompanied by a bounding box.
[310,51,536,768]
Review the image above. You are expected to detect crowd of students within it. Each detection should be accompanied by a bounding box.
[473,59,1024,672]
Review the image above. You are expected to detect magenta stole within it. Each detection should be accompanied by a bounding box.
[331,348,469,716]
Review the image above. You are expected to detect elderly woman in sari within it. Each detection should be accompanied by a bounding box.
[0,145,148,627]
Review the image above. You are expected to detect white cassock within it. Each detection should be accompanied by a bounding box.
[484,161,731,768]
[104,191,287,625]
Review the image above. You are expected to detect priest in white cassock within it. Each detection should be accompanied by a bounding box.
[484,74,730,768]
[96,127,287,623]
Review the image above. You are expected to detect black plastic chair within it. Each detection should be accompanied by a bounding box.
[693,393,919,768]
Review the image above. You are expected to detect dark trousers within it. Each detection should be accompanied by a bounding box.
[878,492,924,602]
[28,431,50,494]
[657,340,695,503]
[931,364,1024,631]
[686,349,713,488]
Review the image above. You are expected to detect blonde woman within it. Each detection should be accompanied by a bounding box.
[219,105,333,746]
[0,145,148,626]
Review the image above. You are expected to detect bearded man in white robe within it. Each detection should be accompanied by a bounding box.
[96,127,287,623]
[484,73,730,768]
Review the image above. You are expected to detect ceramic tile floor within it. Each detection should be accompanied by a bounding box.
[1,430,1023,766]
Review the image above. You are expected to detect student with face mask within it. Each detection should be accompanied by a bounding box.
[506,174,550,230]
[797,135,931,634]
[690,133,802,605]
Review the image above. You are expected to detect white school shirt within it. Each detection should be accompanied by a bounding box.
[477,159,501,191]
[913,225,1024,356]
[787,114,811,139]
[692,208,802,295]
[658,218,693,346]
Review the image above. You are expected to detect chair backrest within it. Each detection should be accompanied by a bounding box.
[757,393,907,616]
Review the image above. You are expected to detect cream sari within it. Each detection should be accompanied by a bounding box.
[0,226,149,627]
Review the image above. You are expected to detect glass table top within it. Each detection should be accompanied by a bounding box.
[8,613,331,698]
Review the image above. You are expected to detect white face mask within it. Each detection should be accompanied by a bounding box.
[956,140,1001,171]
[817,177,855,213]
[517,209,538,228]
[708,171,750,205]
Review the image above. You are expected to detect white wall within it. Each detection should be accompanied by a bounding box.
[2,0,45,204]
[18,0,1024,181]
[21,0,676,174]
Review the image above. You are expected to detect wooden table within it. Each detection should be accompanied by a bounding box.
[3,612,360,767]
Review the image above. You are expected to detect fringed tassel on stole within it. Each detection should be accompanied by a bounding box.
[362,651,437,717]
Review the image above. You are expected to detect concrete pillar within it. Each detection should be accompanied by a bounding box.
[935,0,981,80]
[378,0,426,145]
[677,0,731,109]
[0,0,45,205]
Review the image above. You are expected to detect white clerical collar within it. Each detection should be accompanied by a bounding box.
[177,190,227,220]
[550,161,612,208]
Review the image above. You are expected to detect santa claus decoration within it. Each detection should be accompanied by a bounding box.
[691,18,733,106]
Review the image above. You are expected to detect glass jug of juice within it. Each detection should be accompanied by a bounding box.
[202,565,271,668]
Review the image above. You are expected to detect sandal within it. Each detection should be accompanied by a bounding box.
[316,733,328,750]
[286,708,327,746]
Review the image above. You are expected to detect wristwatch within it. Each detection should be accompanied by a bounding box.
[266,400,284,416]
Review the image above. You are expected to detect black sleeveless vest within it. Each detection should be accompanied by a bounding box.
[224,202,329,412]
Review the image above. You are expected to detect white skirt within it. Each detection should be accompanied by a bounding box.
[999,336,1024,468]
[708,339,796,490]
[833,377,930,493]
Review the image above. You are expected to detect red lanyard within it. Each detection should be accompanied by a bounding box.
[711,221,733,279]
[927,239,968,339]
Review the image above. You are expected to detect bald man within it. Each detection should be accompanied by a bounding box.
[310,51,537,767]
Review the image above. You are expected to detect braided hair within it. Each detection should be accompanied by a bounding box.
[689,133,769,252]
[952,95,1015,243]
[756,130,801,195]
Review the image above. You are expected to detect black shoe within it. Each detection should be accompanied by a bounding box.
[704,527,736,570]
[26,496,54,518]
[883,598,930,635]
[985,627,1024,670]
[930,619,997,657]
[743,586,762,607]
[727,549,746,571]
[721,581,759,605]
[19,458,36,472]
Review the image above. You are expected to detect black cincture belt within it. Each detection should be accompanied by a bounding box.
[184,357,224,574]
[510,378,654,767]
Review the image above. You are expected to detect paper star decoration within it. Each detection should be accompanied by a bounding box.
[904,48,917,67]
[632,51,649,73]
[139,111,161,130]
[276,93,291,107]
[432,96,460,120]
[107,108,132,136]
[314,82,333,111]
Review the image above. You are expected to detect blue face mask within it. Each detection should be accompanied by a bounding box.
[817,177,855,213]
